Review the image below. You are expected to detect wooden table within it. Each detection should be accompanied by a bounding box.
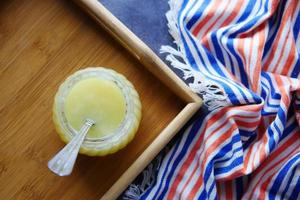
[0,0,185,199]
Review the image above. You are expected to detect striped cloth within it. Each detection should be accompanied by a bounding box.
[136,0,300,199]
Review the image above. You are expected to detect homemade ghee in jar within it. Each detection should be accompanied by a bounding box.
[53,67,142,156]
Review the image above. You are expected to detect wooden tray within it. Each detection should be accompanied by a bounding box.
[76,0,201,199]
[0,1,201,200]
[74,0,202,199]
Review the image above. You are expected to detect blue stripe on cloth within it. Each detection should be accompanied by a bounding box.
[290,59,300,78]
[210,33,226,71]
[154,119,205,199]
[236,0,257,23]
[198,188,208,200]
[186,0,211,30]
[207,179,217,199]
[267,124,276,152]
[141,108,207,199]
[280,162,299,200]
[293,9,300,41]
[203,134,243,198]
[261,81,282,105]
[290,174,300,199]
[140,138,181,199]
[214,157,244,175]
[262,89,280,110]
[280,118,299,144]
[267,105,290,153]
[213,134,242,162]
[214,146,244,165]
[261,72,282,99]
[268,154,300,200]
[226,39,250,89]
[263,0,287,59]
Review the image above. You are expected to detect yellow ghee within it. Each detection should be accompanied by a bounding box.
[64,77,126,138]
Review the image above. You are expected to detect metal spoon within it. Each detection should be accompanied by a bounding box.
[48,118,95,176]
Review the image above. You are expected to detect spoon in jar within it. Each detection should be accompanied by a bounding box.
[48,118,95,176]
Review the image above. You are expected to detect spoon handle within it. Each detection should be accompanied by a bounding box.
[48,118,95,176]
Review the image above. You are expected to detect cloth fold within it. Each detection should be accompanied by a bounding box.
[123,0,300,199]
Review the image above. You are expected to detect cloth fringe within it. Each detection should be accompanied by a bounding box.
[161,0,229,111]
[123,156,162,200]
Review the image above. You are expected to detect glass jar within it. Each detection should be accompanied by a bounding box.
[53,67,142,156]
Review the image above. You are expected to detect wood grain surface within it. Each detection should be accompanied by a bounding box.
[0,0,185,199]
